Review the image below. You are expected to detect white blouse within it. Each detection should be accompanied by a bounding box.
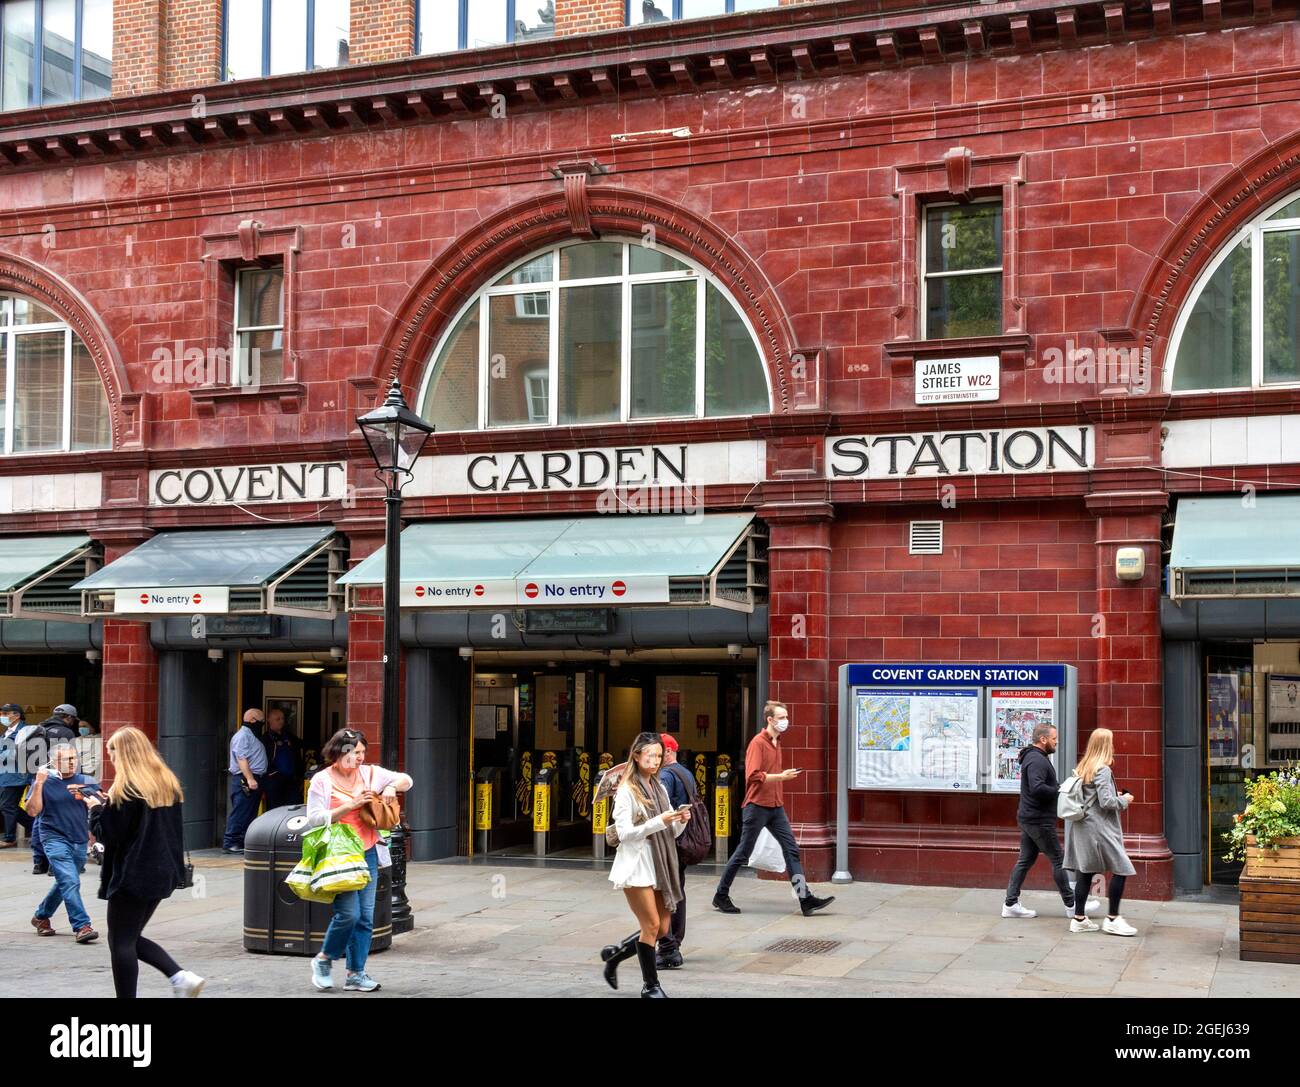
[608,778,685,891]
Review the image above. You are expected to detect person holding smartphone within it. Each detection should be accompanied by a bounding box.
[1063,728,1139,937]
[712,700,834,918]
[26,743,98,943]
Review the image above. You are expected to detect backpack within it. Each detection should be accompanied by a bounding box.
[1057,773,1095,822]
[666,763,712,867]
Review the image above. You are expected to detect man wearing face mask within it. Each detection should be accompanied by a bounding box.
[712,701,835,917]
[0,704,32,849]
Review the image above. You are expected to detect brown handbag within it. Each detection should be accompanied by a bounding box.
[355,768,401,830]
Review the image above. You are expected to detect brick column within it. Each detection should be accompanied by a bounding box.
[760,501,834,881]
[349,0,415,64]
[555,0,623,35]
[112,0,164,96]
[100,619,158,744]
[163,0,224,89]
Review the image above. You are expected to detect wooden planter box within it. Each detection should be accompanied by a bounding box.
[1240,837,1300,965]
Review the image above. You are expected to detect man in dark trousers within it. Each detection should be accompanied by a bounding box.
[1001,723,1100,919]
[655,733,694,970]
[712,700,834,917]
[260,707,303,811]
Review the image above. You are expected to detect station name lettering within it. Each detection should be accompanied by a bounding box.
[468,445,687,493]
[152,462,346,506]
[827,426,1093,479]
[871,666,1045,683]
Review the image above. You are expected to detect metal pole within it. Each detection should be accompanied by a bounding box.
[832,664,853,884]
[382,481,413,933]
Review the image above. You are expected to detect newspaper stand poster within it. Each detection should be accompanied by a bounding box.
[990,689,1057,793]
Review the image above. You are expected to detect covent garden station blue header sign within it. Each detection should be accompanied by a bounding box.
[843,663,1069,688]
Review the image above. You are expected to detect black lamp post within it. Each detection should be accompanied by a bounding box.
[356,377,434,935]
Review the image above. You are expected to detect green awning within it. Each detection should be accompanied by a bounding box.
[339,513,764,611]
[0,535,96,620]
[73,525,343,618]
[1169,495,1300,599]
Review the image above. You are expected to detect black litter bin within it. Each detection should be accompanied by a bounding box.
[243,804,392,956]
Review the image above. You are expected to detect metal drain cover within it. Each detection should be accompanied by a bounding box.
[764,938,841,955]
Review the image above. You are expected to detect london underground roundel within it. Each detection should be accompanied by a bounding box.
[611,580,627,597]
[524,583,539,599]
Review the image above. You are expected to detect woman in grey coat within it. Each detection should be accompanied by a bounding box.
[1063,728,1138,936]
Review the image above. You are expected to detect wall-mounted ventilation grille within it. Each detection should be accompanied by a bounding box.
[909,521,943,555]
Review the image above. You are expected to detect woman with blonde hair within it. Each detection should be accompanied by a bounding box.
[600,732,691,997]
[77,726,204,997]
[1063,727,1138,937]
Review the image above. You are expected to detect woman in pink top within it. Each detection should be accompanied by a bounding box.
[305,728,413,993]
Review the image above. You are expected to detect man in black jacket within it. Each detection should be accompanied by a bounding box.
[1001,724,1099,919]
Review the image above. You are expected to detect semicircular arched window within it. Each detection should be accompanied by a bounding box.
[416,239,771,432]
[0,293,110,454]
[1167,193,1300,392]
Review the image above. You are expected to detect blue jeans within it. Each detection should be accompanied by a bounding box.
[222,775,264,849]
[321,846,378,973]
[35,833,90,931]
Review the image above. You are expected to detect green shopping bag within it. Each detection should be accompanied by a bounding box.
[284,818,370,903]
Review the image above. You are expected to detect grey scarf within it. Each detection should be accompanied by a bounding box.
[630,772,682,913]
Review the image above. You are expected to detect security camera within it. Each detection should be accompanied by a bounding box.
[727,644,742,659]
[207,649,224,661]
[329,646,345,661]
[85,649,101,663]
[459,647,473,659]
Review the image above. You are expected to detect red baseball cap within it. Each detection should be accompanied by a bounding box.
[659,733,679,752]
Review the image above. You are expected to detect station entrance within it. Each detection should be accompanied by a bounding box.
[469,649,757,860]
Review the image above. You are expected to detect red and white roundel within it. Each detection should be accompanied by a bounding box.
[611,580,627,597]
[473,584,485,597]
[524,583,539,599]
[192,593,202,605]
[414,585,426,598]
[138,592,150,606]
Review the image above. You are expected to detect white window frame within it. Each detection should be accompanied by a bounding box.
[0,298,95,457]
[1164,191,1300,394]
[420,238,771,433]
[920,198,1004,341]
[232,264,285,387]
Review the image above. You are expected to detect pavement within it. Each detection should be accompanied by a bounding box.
[2,847,1297,998]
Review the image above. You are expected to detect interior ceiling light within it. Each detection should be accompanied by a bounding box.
[295,664,325,675]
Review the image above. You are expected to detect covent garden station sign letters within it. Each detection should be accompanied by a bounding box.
[146,427,1093,510]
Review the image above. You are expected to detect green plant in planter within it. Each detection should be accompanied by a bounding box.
[1223,767,1300,863]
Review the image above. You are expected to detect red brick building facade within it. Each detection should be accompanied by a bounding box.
[5,0,1300,896]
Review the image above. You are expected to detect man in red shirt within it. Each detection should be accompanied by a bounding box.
[712,700,834,916]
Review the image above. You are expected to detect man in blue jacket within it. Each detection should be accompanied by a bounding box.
[656,733,695,971]
[1001,723,1099,919]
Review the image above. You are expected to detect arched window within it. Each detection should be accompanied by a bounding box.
[0,293,110,454]
[417,239,771,431]
[1166,193,1300,392]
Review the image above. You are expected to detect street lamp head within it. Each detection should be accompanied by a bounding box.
[356,378,435,487]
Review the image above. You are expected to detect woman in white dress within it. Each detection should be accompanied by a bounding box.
[601,732,691,998]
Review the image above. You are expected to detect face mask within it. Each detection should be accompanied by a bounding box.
[78,726,90,737]
[0,717,10,728]
[773,718,790,733]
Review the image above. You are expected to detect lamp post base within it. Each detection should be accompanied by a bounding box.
[389,822,414,935]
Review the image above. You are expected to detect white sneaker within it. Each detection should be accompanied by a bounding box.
[311,955,334,991]
[1001,902,1037,918]
[1102,915,1138,937]
[169,970,205,998]
[1069,917,1100,933]
[1065,898,1102,917]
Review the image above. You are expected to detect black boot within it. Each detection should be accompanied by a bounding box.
[636,941,667,998]
[601,933,639,990]
[712,892,741,914]
[799,891,835,916]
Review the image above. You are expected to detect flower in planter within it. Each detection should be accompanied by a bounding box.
[1222,766,1300,864]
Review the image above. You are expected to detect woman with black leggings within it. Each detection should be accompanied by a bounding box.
[78,727,205,997]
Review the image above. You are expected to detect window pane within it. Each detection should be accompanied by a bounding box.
[631,0,671,23]
[559,242,621,281]
[418,0,459,53]
[488,294,549,427]
[524,368,548,422]
[681,0,726,18]
[238,328,283,385]
[494,253,551,286]
[1267,197,1300,222]
[237,267,283,328]
[225,0,264,78]
[11,296,59,324]
[925,271,1001,339]
[926,203,1002,273]
[629,246,686,275]
[631,280,695,419]
[2,1,37,110]
[80,0,113,100]
[0,296,10,324]
[70,338,109,450]
[1172,240,1251,391]
[733,0,779,9]
[312,0,348,68]
[41,0,76,105]
[704,284,767,416]
[13,331,65,453]
[269,0,307,75]
[515,0,554,41]
[466,0,507,47]
[558,284,620,425]
[1264,230,1300,385]
[420,304,479,431]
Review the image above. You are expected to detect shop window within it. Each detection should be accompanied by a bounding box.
[417,239,771,432]
[0,292,110,455]
[223,0,349,81]
[416,0,554,55]
[627,0,776,24]
[0,0,111,111]
[921,200,1003,340]
[1167,192,1300,392]
[232,263,285,386]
